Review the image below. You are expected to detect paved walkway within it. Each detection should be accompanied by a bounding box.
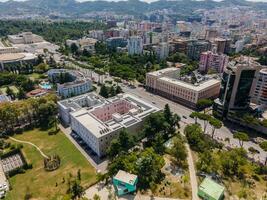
[180,123,199,200]
[85,183,180,200]
[9,137,49,159]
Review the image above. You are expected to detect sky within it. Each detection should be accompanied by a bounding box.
[0,0,266,2]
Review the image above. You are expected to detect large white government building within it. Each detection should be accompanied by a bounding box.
[58,93,160,157]
[146,67,221,108]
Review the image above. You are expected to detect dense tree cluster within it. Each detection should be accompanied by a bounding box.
[167,52,198,76]
[99,84,123,98]
[108,148,165,190]
[108,52,158,83]
[184,123,222,152]
[0,94,58,133]
[0,73,34,90]
[0,20,107,44]
[107,129,135,158]
[144,104,180,146]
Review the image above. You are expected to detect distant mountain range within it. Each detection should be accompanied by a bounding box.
[0,0,266,18]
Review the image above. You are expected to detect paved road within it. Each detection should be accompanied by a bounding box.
[85,183,181,200]
[122,85,267,163]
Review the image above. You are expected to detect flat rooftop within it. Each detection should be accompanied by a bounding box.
[0,52,36,62]
[147,67,179,77]
[69,93,160,138]
[114,170,137,185]
[199,178,224,200]
[159,77,220,92]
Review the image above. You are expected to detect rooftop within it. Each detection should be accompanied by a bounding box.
[159,76,220,92]
[147,67,179,77]
[68,93,160,138]
[114,170,137,185]
[0,52,36,62]
[199,178,225,200]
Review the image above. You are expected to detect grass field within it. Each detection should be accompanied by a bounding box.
[5,129,97,200]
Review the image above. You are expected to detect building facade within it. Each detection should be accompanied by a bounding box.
[48,69,92,98]
[146,68,221,108]
[199,51,228,73]
[213,57,262,119]
[153,42,169,60]
[8,32,44,44]
[187,40,211,60]
[58,93,160,157]
[127,36,143,55]
[254,68,267,107]
[106,37,127,51]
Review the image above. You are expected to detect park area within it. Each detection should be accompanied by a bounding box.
[5,128,97,200]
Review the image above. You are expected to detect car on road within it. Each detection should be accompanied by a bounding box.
[152,101,156,104]
[182,115,187,119]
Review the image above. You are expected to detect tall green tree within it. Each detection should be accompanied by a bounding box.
[208,117,222,138]
[233,132,249,147]
[99,85,109,98]
[170,137,187,168]
[196,99,213,112]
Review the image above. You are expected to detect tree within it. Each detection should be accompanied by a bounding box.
[248,147,259,160]
[260,141,267,152]
[143,112,168,143]
[196,99,213,112]
[152,133,165,155]
[109,85,116,97]
[17,87,26,100]
[93,194,101,200]
[68,180,85,200]
[170,137,187,168]
[184,124,205,152]
[107,129,134,158]
[259,141,267,165]
[197,113,210,134]
[220,148,248,178]
[70,43,79,55]
[233,132,249,147]
[35,63,49,73]
[99,85,109,98]
[77,169,81,181]
[196,151,219,174]
[115,85,123,94]
[136,148,165,190]
[190,112,200,124]
[208,117,222,138]
[6,86,15,100]
[163,104,172,124]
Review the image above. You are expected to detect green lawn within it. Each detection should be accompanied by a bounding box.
[27,73,44,81]
[5,129,97,200]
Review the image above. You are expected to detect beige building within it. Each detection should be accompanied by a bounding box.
[66,37,98,54]
[146,68,221,108]
[8,32,44,44]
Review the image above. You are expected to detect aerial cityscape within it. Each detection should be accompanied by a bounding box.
[0,0,267,199]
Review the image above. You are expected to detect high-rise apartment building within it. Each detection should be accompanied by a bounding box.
[213,57,262,119]
[127,36,143,55]
[187,40,211,60]
[199,51,228,73]
[254,69,267,107]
